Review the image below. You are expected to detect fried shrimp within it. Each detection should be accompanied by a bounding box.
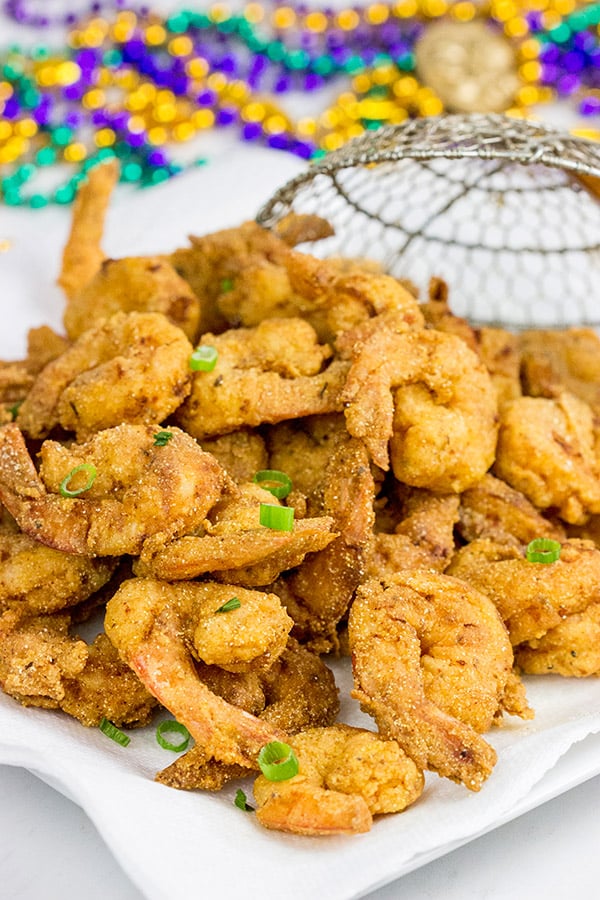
[17,311,193,440]
[348,571,528,790]
[520,327,600,412]
[458,473,565,547]
[176,317,348,440]
[342,322,498,492]
[253,724,424,835]
[515,602,600,677]
[105,578,288,766]
[0,423,229,557]
[0,609,157,727]
[494,391,600,524]
[63,257,201,343]
[448,537,600,646]
[135,482,337,584]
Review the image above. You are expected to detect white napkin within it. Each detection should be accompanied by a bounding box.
[3,146,600,900]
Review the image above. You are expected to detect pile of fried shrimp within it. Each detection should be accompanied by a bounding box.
[3,157,600,837]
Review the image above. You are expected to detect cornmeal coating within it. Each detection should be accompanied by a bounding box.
[176,317,348,440]
[520,327,600,411]
[494,391,600,524]
[18,311,193,440]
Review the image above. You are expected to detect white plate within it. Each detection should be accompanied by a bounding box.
[3,150,600,900]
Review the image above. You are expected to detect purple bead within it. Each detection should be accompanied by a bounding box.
[65,110,82,127]
[242,122,262,141]
[540,43,561,63]
[526,11,543,30]
[196,89,217,106]
[76,49,99,70]
[3,96,20,119]
[148,149,168,166]
[274,75,292,93]
[580,95,600,115]
[63,84,84,101]
[126,131,146,148]
[557,73,581,95]
[110,110,130,130]
[304,72,323,91]
[541,63,559,85]
[216,107,238,125]
[267,133,289,150]
[563,50,585,73]
[92,110,109,126]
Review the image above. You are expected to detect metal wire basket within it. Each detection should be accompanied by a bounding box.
[256,114,600,328]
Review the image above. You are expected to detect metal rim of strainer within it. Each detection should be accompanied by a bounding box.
[256,113,600,227]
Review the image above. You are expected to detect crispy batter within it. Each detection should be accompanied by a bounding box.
[458,473,566,547]
[58,158,119,301]
[448,537,600,646]
[135,482,337,584]
[254,724,424,835]
[105,577,287,766]
[520,327,600,411]
[475,326,522,411]
[0,423,229,556]
[348,572,527,790]
[18,311,193,440]
[176,317,348,440]
[64,257,202,343]
[0,609,156,727]
[25,326,70,375]
[494,391,600,524]
[342,320,498,492]
[199,429,268,483]
[515,602,600,677]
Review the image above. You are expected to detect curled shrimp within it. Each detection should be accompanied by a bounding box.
[341,322,498,493]
[0,423,229,557]
[253,724,424,836]
[105,578,289,766]
[17,311,193,440]
[348,571,531,791]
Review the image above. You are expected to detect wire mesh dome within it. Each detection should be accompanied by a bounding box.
[256,114,600,328]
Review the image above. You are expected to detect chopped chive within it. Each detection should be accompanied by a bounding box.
[258,741,299,782]
[234,788,254,812]
[216,596,241,613]
[99,717,130,747]
[526,538,561,564]
[253,469,292,500]
[153,430,173,446]
[259,502,294,531]
[220,277,234,292]
[59,463,97,498]
[189,344,218,372]
[8,400,22,420]
[156,720,191,752]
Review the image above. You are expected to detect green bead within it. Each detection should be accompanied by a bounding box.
[52,126,73,147]
[3,191,23,206]
[166,12,190,32]
[549,24,571,43]
[54,184,76,204]
[14,164,35,185]
[397,52,415,71]
[29,194,49,209]
[31,46,50,60]
[288,49,309,71]
[36,146,57,166]
[313,55,335,76]
[344,55,365,74]
[267,42,286,62]
[122,162,143,182]
[103,49,123,67]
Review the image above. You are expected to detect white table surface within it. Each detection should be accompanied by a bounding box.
[3,5,600,899]
[2,758,599,900]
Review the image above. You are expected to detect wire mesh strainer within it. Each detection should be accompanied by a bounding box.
[256,114,600,328]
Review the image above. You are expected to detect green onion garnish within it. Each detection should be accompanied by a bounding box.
[257,741,299,782]
[220,278,234,293]
[234,788,254,812]
[253,469,292,499]
[59,463,97,498]
[215,597,241,614]
[99,717,130,747]
[156,720,191,752]
[526,538,561,564]
[8,401,21,420]
[153,430,173,446]
[259,503,294,532]
[189,345,218,372]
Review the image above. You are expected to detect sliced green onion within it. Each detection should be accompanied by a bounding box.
[253,469,292,500]
[259,503,294,532]
[8,401,22,420]
[59,463,97,498]
[234,788,254,812]
[215,596,241,614]
[189,344,218,372]
[156,720,191,752]
[153,430,173,446]
[220,278,234,293]
[526,538,561,564]
[99,717,130,747]
[258,741,299,782]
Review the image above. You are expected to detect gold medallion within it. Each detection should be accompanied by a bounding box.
[415,20,519,114]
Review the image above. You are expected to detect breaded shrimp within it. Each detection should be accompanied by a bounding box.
[0,609,157,727]
[494,391,600,524]
[0,423,229,557]
[342,322,498,492]
[64,256,201,343]
[458,473,565,547]
[135,482,337,584]
[520,327,600,412]
[176,317,348,440]
[253,724,424,835]
[448,537,600,645]
[515,602,600,677]
[105,578,289,766]
[17,311,193,440]
[199,429,268,484]
[348,572,529,790]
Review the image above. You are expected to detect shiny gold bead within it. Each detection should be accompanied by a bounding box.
[241,101,267,122]
[169,36,194,57]
[95,128,116,147]
[186,58,209,78]
[64,142,87,163]
[272,6,297,28]
[82,89,105,110]
[305,11,328,31]
[148,126,168,145]
[365,4,390,24]
[192,109,216,128]
[337,9,361,30]
[15,118,37,138]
